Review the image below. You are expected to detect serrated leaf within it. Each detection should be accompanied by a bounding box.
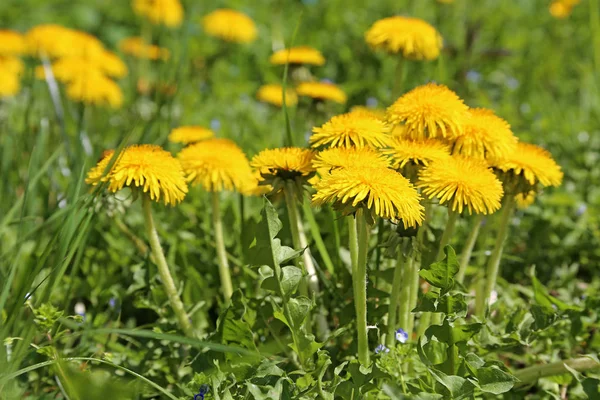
[419,246,459,294]
[288,296,312,328]
[476,366,518,394]
[261,266,302,295]
[531,267,582,312]
[426,319,482,346]
[414,291,467,317]
[428,368,475,399]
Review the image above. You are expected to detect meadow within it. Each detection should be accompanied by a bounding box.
[1,0,599,399]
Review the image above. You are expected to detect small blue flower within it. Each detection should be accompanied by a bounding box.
[194,384,210,400]
[109,297,117,308]
[395,328,408,344]
[375,344,389,354]
[210,119,221,131]
[366,97,378,108]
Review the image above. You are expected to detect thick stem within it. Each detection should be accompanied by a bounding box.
[514,357,600,386]
[436,209,459,261]
[212,191,233,301]
[348,216,359,272]
[408,203,431,338]
[386,250,405,347]
[355,210,371,366]
[398,256,414,336]
[477,195,515,317]
[456,214,484,283]
[303,201,335,276]
[142,196,194,337]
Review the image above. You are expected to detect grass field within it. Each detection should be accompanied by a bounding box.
[1,0,600,399]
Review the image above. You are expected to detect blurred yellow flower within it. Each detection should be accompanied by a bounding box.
[37,55,126,83]
[168,126,215,145]
[350,106,387,120]
[0,30,26,55]
[269,46,325,66]
[296,81,346,104]
[515,191,536,209]
[387,83,468,140]
[0,56,24,75]
[310,110,391,149]
[549,1,572,18]
[178,138,253,192]
[312,147,390,170]
[417,156,504,215]
[119,37,170,60]
[86,145,188,206]
[66,73,124,108]
[133,0,184,27]
[492,142,563,188]
[202,9,257,43]
[26,25,104,59]
[0,72,20,97]
[312,166,424,227]
[256,84,298,107]
[451,108,518,162]
[365,16,443,60]
[382,138,451,169]
[251,147,315,180]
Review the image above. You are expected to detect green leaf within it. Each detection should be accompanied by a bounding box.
[476,366,518,394]
[288,296,312,328]
[419,246,459,294]
[261,265,303,296]
[530,267,582,312]
[428,368,475,399]
[414,291,467,317]
[418,335,448,366]
[426,319,482,346]
[582,378,600,398]
[216,292,258,352]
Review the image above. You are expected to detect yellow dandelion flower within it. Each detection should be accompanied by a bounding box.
[26,25,104,59]
[492,142,563,187]
[296,81,347,104]
[450,108,518,162]
[0,30,26,55]
[239,171,272,197]
[437,0,454,3]
[549,1,572,18]
[350,105,387,120]
[256,84,298,107]
[119,37,170,60]
[310,110,391,149]
[251,147,315,180]
[66,73,123,108]
[515,191,536,209]
[312,147,390,171]
[365,16,443,60]
[168,126,215,144]
[86,144,188,206]
[312,167,424,227]
[387,83,468,140]
[417,156,504,215]
[0,56,24,75]
[96,51,128,78]
[0,72,20,97]
[202,9,257,43]
[178,138,253,192]
[132,0,184,27]
[269,46,325,66]
[382,137,451,169]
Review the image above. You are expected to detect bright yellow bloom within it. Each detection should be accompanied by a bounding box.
[0,73,20,97]
[132,0,184,27]
[451,108,518,162]
[417,156,503,215]
[365,16,443,60]
[296,81,347,104]
[251,147,315,180]
[86,144,188,206]
[119,37,170,60]
[178,138,253,192]
[549,1,572,18]
[269,46,325,66]
[312,167,424,227]
[515,191,536,209]
[382,138,451,169]
[350,106,387,120]
[256,84,298,107]
[492,142,563,187]
[96,51,128,78]
[202,9,257,43]
[0,56,24,75]
[239,171,272,197]
[66,73,123,108]
[26,25,104,59]
[387,83,468,140]
[310,110,391,149]
[0,30,26,55]
[312,147,390,171]
[168,126,215,144]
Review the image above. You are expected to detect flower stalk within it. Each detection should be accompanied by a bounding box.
[212,191,234,301]
[514,357,599,386]
[142,196,194,337]
[354,209,371,366]
[386,249,405,347]
[456,214,484,283]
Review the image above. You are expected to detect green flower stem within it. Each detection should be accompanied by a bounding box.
[355,209,372,366]
[303,200,335,276]
[398,256,414,336]
[515,357,600,386]
[386,249,405,347]
[348,216,359,272]
[456,214,484,284]
[142,196,194,338]
[436,209,459,261]
[477,195,515,317]
[212,191,234,301]
[408,203,431,338]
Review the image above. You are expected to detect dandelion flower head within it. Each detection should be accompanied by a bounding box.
[312,166,424,227]
[312,147,390,171]
[0,30,26,55]
[365,16,443,60]
[310,110,391,149]
[86,144,188,206]
[169,126,215,145]
[515,191,536,209]
[382,137,451,169]
[387,83,468,140]
[492,142,563,188]
[251,147,315,183]
[119,37,170,60]
[296,81,347,104]
[269,46,325,66]
[26,25,104,59]
[256,84,298,107]
[417,156,503,215]
[202,9,257,43]
[133,0,184,27]
[178,138,253,192]
[66,73,124,108]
